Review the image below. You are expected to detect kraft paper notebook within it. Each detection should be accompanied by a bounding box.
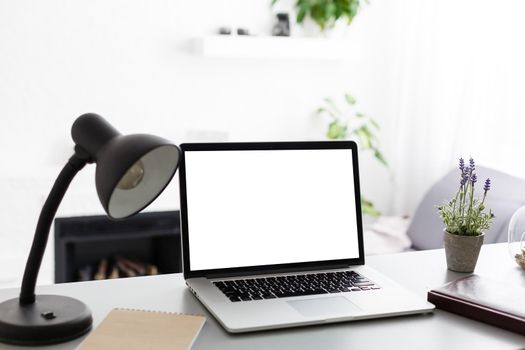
[77,308,206,350]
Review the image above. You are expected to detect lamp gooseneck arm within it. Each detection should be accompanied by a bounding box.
[19,151,89,305]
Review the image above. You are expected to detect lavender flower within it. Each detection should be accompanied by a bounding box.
[483,178,491,192]
[439,156,494,236]
[459,157,465,172]
[469,157,475,172]
[460,174,469,186]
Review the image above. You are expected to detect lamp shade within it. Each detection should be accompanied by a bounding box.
[72,113,180,219]
[96,134,179,218]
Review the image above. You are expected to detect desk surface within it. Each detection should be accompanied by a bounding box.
[0,243,524,350]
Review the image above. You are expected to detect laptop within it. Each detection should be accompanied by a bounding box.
[178,141,434,333]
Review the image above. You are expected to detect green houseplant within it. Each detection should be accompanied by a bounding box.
[317,93,387,218]
[437,158,495,272]
[272,0,365,31]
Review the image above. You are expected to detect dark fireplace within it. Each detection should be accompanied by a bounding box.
[54,211,181,283]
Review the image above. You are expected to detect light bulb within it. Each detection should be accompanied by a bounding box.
[117,160,145,190]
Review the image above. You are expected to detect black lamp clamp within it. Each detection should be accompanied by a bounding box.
[0,113,180,345]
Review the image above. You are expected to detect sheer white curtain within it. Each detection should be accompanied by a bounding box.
[383,0,525,214]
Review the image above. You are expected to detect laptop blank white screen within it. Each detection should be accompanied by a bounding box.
[184,148,360,271]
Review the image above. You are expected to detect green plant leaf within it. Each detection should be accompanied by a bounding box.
[297,5,307,23]
[361,197,381,218]
[355,126,372,149]
[323,98,342,116]
[317,107,336,118]
[373,149,388,167]
[368,117,380,129]
[349,0,359,16]
[310,4,326,29]
[292,0,365,31]
[326,3,337,19]
[327,120,347,139]
[344,93,356,105]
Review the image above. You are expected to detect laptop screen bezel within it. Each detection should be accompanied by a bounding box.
[178,141,365,279]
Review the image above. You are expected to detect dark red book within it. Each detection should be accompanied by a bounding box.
[427,275,525,335]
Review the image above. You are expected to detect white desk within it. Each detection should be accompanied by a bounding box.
[0,243,523,349]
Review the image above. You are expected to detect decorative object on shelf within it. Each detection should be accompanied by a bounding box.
[0,113,180,345]
[218,27,232,35]
[271,0,365,36]
[272,13,291,36]
[317,93,387,218]
[217,27,251,36]
[237,28,251,36]
[507,205,525,270]
[437,158,494,272]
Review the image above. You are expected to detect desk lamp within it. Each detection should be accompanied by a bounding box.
[0,113,180,345]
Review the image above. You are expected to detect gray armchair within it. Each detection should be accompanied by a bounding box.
[406,166,525,250]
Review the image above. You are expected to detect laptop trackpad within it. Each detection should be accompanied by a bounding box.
[287,297,361,317]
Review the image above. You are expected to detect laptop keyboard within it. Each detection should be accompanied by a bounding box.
[213,270,380,302]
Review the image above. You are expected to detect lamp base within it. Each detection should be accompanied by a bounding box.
[0,294,92,345]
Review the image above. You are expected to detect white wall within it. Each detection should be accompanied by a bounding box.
[0,0,397,287]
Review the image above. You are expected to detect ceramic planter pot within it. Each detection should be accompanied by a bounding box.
[297,18,349,38]
[444,230,484,273]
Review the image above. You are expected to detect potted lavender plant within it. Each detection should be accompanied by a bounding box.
[437,158,495,272]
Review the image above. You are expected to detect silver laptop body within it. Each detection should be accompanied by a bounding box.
[178,141,434,333]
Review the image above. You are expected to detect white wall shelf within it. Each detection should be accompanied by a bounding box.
[193,35,353,60]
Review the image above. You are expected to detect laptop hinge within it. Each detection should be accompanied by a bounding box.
[204,263,351,279]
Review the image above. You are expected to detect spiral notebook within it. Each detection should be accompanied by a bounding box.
[77,308,206,350]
